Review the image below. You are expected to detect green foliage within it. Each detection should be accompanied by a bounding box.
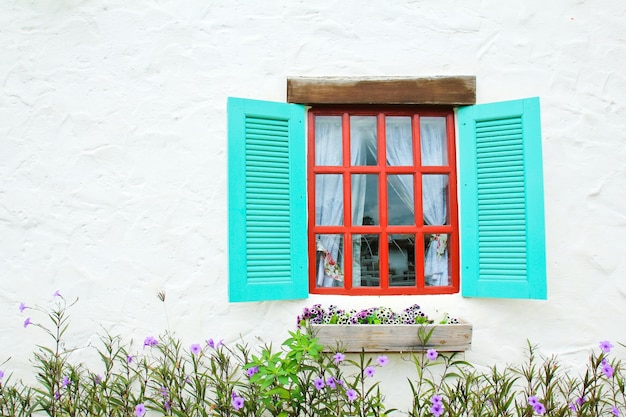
[2,298,626,416]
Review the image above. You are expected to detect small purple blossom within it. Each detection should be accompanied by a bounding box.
[528,396,539,406]
[431,394,443,405]
[143,336,158,348]
[190,343,202,355]
[326,377,337,389]
[426,349,438,361]
[569,403,576,411]
[0,370,4,379]
[602,362,615,378]
[364,366,375,378]
[134,403,146,417]
[600,340,614,353]
[23,317,32,328]
[54,391,60,400]
[314,377,325,390]
[612,406,620,416]
[232,394,244,410]
[62,376,71,388]
[93,374,102,385]
[431,402,444,417]
[577,396,586,406]
[206,338,223,349]
[53,290,62,298]
[246,366,259,378]
[333,352,346,365]
[159,386,168,398]
[346,389,358,403]
[19,302,27,313]
[376,355,389,366]
[533,402,546,415]
[127,355,134,364]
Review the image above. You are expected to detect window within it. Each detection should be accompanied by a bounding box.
[227,77,546,302]
[309,107,459,295]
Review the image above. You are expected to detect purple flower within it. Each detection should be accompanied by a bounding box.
[0,370,4,379]
[53,290,62,298]
[533,402,546,415]
[346,389,358,403]
[364,366,375,378]
[127,355,134,364]
[326,377,337,389]
[54,391,60,400]
[569,403,576,411]
[577,396,586,406]
[165,399,171,412]
[602,362,615,378]
[376,355,389,366]
[19,302,27,313]
[159,386,168,398]
[246,366,259,378]
[528,396,539,406]
[314,377,325,390]
[206,338,223,349]
[190,343,202,355]
[431,394,443,405]
[600,340,614,353]
[232,394,244,410]
[143,336,158,348]
[134,403,146,417]
[431,402,444,417]
[93,374,102,385]
[333,352,346,365]
[23,317,32,328]
[426,349,438,361]
[62,376,71,388]
[612,406,620,416]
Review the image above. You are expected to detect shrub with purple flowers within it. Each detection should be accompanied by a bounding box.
[2,294,626,416]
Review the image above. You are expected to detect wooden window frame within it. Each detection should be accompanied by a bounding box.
[307,105,460,295]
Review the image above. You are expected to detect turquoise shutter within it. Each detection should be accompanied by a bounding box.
[227,97,308,302]
[458,97,546,299]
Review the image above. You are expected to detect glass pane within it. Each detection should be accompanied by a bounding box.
[315,234,345,288]
[353,234,379,287]
[389,234,416,287]
[420,117,448,166]
[350,116,377,166]
[352,174,378,226]
[386,116,413,166]
[388,175,414,225]
[316,174,343,226]
[424,233,450,287]
[315,116,342,166]
[422,174,449,226]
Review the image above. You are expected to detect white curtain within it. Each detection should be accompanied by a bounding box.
[316,116,449,287]
[386,117,449,286]
[420,118,449,286]
[315,117,344,287]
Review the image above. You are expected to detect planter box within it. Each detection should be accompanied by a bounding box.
[311,321,472,353]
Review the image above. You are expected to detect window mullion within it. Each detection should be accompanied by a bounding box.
[342,112,353,290]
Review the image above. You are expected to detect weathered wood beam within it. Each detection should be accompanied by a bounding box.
[287,76,476,105]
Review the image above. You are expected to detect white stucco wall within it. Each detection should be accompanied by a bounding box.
[1,0,626,412]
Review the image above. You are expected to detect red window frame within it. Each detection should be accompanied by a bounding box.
[307,105,459,295]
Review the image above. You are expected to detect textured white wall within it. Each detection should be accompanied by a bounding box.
[1,0,626,411]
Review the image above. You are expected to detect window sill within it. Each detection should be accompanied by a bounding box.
[311,321,472,353]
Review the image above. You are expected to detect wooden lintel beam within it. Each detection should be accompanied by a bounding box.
[287,76,476,106]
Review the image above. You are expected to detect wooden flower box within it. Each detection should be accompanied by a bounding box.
[311,321,472,353]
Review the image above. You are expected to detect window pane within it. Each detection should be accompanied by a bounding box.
[424,233,450,287]
[422,174,449,226]
[389,234,416,287]
[386,116,413,166]
[316,174,343,226]
[350,116,377,166]
[315,234,345,288]
[315,116,342,166]
[353,234,379,287]
[420,117,448,166]
[388,175,414,225]
[352,174,378,226]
